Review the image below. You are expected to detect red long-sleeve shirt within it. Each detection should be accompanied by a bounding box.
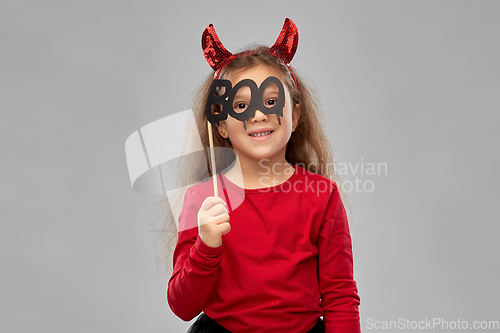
[167,165,360,332]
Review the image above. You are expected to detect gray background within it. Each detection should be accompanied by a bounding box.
[1,0,499,332]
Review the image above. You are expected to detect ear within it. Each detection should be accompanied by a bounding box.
[292,103,301,132]
[216,121,228,138]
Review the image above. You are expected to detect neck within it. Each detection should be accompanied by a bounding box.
[225,147,295,189]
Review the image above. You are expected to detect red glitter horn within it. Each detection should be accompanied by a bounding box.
[269,18,299,87]
[201,24,235,77]
[202,18,299,86]
[270,18,299,63]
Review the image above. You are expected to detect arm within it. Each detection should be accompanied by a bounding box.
[318,183,361,333]
[167,189,224,321]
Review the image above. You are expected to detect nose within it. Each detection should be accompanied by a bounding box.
[250,109,268,123]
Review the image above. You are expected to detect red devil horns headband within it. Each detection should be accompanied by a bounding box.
[202,18,299,88]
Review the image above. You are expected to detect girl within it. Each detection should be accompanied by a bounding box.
[162,19,360,333]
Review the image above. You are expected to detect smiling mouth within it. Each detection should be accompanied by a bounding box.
[249,131,274,137]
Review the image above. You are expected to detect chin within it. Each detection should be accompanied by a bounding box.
[250,148,285,161]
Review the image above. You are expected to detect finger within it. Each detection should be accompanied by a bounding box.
[201,196,227,211]
[207,203,228,216]
[216,222,231,235]
[212,213,230,225]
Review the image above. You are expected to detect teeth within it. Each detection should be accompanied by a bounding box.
[250,131,272,137]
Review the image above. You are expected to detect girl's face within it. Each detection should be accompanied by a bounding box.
[217,65,300,162]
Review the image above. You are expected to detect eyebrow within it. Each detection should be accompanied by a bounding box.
[263,86,279,94]
[234,84,281,98]
[233,87,252,99]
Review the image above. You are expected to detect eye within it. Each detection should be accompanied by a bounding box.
[265,98,278,107]
[234,102,248,111]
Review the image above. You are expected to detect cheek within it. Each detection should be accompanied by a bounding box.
[225,117,244,135]
[282,106,295,126]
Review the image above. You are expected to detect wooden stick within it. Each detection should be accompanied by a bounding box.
[207,121,218,197]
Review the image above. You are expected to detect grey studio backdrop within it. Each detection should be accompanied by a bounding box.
[1,1,499,332]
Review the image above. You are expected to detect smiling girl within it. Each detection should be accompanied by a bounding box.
[162,19,360,333]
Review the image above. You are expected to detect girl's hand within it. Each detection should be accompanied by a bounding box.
[197,197,231,248]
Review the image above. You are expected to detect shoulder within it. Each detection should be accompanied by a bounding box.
[289,165,346,222]
[177,178,214,232]
[184,177,214,208]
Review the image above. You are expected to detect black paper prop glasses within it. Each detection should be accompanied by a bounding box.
[205,76,286,130]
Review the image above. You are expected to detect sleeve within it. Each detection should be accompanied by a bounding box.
[317,183,361,333]
[166,188,225,321]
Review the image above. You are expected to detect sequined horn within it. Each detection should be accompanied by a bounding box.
[202,24,234,73]
[269,18,299,65]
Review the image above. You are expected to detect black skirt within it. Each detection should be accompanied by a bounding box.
[187,313,325,333]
